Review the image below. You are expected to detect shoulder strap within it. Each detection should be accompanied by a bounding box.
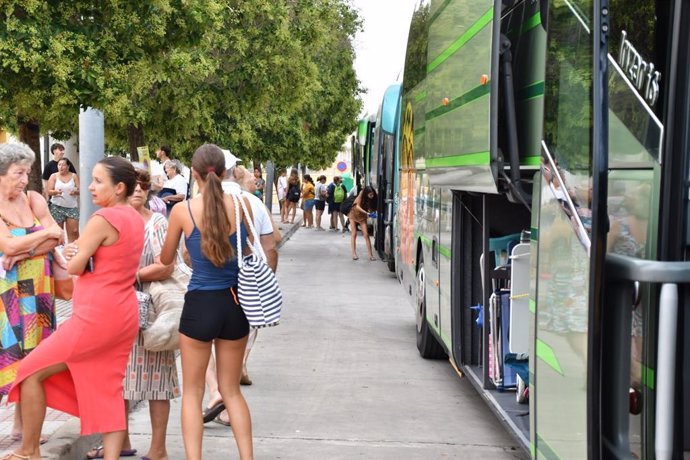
[186,200,198,229]
[230,193,267,269]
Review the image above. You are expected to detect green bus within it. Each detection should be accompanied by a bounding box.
[396,0,690,457]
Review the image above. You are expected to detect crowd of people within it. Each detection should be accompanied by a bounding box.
[0,141,289,460]
[0,139,378,460]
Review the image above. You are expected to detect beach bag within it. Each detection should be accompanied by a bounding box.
[333,184,345,203]
[52,247,73,301]
[141,263,191,351]
[340,195,356,216]
[231,193,282,328]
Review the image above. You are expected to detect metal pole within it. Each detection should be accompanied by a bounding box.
[265,160,275,213]
[78,107,104,231]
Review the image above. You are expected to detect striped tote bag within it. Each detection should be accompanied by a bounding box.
[231,192,282,328]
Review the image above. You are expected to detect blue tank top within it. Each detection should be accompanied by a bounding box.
[185,201,248,291]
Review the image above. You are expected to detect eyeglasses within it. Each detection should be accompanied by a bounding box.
[136,181,151,191]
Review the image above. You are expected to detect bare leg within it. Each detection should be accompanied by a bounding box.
[14,363,68,459]
[215,336,252,460]
[338,212,345,229]
[350,222,358,259]
[205,353,221,408]
[361,222,375,260]
[11,402,21,437]
[179,334,213,460]
[66,218,79,243]
[242,329,258,384]
[145,400,171,460]
[315,209,323,229]
[101,430,127,460]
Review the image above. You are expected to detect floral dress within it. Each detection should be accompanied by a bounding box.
[0,215,55,395]
[123,212,181,400]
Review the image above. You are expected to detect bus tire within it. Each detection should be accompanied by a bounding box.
[416,256,446,359]
[387,256,395,273]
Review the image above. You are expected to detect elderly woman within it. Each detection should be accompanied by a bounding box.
[0,143,62,441]
[158,160,188,213]
[84,169,183,460]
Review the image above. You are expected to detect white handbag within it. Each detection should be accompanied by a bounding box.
[230,192,282,328]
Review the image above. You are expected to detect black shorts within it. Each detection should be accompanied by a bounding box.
[315,200,326,211]
[329,202,341,214]
[179,287,249,342]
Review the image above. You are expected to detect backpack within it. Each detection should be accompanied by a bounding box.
[288,184,301,202]
[340,195,356,216]
[333,184,345,203]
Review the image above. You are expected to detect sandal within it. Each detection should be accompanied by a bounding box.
[352,255,359,261]
[2,453,30,460]
[10,434,48,445]
[85,446,137,459]
[202,400,225,424]
[213,415,231,427]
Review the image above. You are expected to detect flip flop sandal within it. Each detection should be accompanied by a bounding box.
[10,434,48,445]
[202,401,226,424]
[85,446,137,459]
[213,415,231,427]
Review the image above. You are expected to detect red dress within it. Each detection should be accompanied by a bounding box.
[8,206,144,435]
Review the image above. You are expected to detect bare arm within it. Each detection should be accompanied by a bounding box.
[65,216,111,275]
[70,174,80,195]
[46,174,59,197]
[137,255,175,282]
[160,204,185,265]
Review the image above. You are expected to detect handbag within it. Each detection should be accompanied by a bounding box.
[141,263,191,351]
[231,192,282,328]
[52,246,73,301]
[136,290,152,330]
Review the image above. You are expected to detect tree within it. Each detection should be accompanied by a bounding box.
[0,1,363,170]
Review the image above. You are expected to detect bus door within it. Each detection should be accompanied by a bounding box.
[598,1,690,459]
[532,1,596,457]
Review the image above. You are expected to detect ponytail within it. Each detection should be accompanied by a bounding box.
[200,171,235,267]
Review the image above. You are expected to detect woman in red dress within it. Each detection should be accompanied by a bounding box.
[4,157,144,460]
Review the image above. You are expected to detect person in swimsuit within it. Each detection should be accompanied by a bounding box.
[160,143,254,460]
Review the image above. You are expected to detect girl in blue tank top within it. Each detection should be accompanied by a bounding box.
[161,144,254,460]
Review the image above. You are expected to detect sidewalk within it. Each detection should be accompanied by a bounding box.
[0,203,303,459]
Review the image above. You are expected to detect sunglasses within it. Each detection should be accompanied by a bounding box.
[136,181,151,191]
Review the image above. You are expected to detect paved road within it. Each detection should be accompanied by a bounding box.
[125,225,524,459]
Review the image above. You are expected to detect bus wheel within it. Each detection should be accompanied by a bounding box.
[416,256,445,359]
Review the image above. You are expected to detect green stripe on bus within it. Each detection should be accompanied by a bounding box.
[529,299,536,313]
[517,81,545,101]
[536,339,563,375]
[425,151,490,168]
[530,227,539,240]
[427,7,493,73]
[520,11,542,34]
[536,433,563,460]
[531,443,536,459]
[415,91,428,102]
[414,126,426,137]
[438,245,451,259]
[429,0,453,25]
[642,364,655,390]
[521,155,541,166]
[426,83,490,121]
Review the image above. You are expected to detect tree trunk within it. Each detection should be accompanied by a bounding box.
[18,118,42,192]
[128,123,146,161]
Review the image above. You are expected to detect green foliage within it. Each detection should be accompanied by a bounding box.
[0,0,362,167]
